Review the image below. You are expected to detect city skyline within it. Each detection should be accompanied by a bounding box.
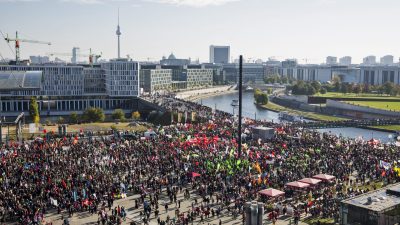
[1,0,400,63]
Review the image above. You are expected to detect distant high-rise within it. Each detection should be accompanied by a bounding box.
[339,56,352,66]
[210,45,230,64]
[116,9,122,59]
[326,56,337,65]
[71,47,80,64]
[29,55,49,64]
[380,55,394,65]
[363,55,376,65]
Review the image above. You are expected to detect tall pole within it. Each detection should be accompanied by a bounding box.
[238,55,243,156]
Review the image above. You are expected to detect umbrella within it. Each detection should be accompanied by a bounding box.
[285,181,310,189]
[312,174,335,181]
[259,188,285,197]
[189,172,201,178]
[298,178,321,185]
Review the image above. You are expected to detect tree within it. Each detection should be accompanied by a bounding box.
[29,97,40,124]
[254,89,269,105]
[69,112,79,124]
[332,76,341,92]
[82,107,105,123]
[57,117,65,124]
[383,82,395,96]
[352,84,362,95]
[310,81,321,93]
[320,87,327,94]
[112,109,126,121]
[340,83,348,94]
[132,111,141,120]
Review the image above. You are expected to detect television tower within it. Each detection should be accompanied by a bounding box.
[116,8,121,59]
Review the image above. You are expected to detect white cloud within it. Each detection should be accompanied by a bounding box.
[145,0,240,7]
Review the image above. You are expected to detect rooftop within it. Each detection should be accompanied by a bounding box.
[342,183,400,212]
[0,71,42,90]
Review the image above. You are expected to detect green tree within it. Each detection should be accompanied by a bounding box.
[383,82,395,96]
[332,76,341,92]
[320,87,327,94]
[310,81,321,93]
[254,89,269,105]
[82,107,105,123]
[29,97,40,124]
[69,112,79,124]
[132,111,141,120]
[112,109,126,121]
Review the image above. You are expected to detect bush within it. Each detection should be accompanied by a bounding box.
[112,109,126,122]
[69,112,79,124]
[82,107,105,123]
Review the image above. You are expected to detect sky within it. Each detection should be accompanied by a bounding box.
[0,0,400,64]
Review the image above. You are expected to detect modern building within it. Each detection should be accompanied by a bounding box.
[29,56,49,64]
[140,66,172,94]
[71,47,80,64]
[380,55,394,65]
[363,55,377,65]
[339,56,352,66]
[359,65,400,85]
[0,60,141,117]
[210,45,230,64]
[340,183,400,225]
[326,56,338,65]
[102,58,139,97]
[186,67,213,89]
[83,65,105,94]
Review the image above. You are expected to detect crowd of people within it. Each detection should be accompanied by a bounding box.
[0,96,399,224]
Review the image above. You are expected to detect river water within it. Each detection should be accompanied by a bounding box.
[198,92,394,143]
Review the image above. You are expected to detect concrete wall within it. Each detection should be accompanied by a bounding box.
[280,95,308,103]
[326,100,400,117]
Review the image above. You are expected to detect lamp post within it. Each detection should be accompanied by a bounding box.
[238,55,243,156]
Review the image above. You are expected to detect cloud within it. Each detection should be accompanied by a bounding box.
[145,0,240,7]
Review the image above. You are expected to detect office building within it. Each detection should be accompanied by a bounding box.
[186,68,213,89]
[29,56,49,64]
[140,67,172,94]
[210,45,230,64]
[102,59,139,97]
[363,55,377,65]
[326,56,337,65]
[380,55,394,65]
[339,56,352,66]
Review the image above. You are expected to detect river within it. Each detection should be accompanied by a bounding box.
[198,91,395,143]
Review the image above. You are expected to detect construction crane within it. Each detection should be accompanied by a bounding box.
[4,31,51,64]
[48,48,102,65]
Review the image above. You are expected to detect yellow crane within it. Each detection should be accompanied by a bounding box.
[4,31,51,64]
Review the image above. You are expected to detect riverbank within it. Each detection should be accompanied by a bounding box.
[175,85,237,102]
[260,101,348,122]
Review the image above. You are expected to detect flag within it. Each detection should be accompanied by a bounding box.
[380,160,391,170]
